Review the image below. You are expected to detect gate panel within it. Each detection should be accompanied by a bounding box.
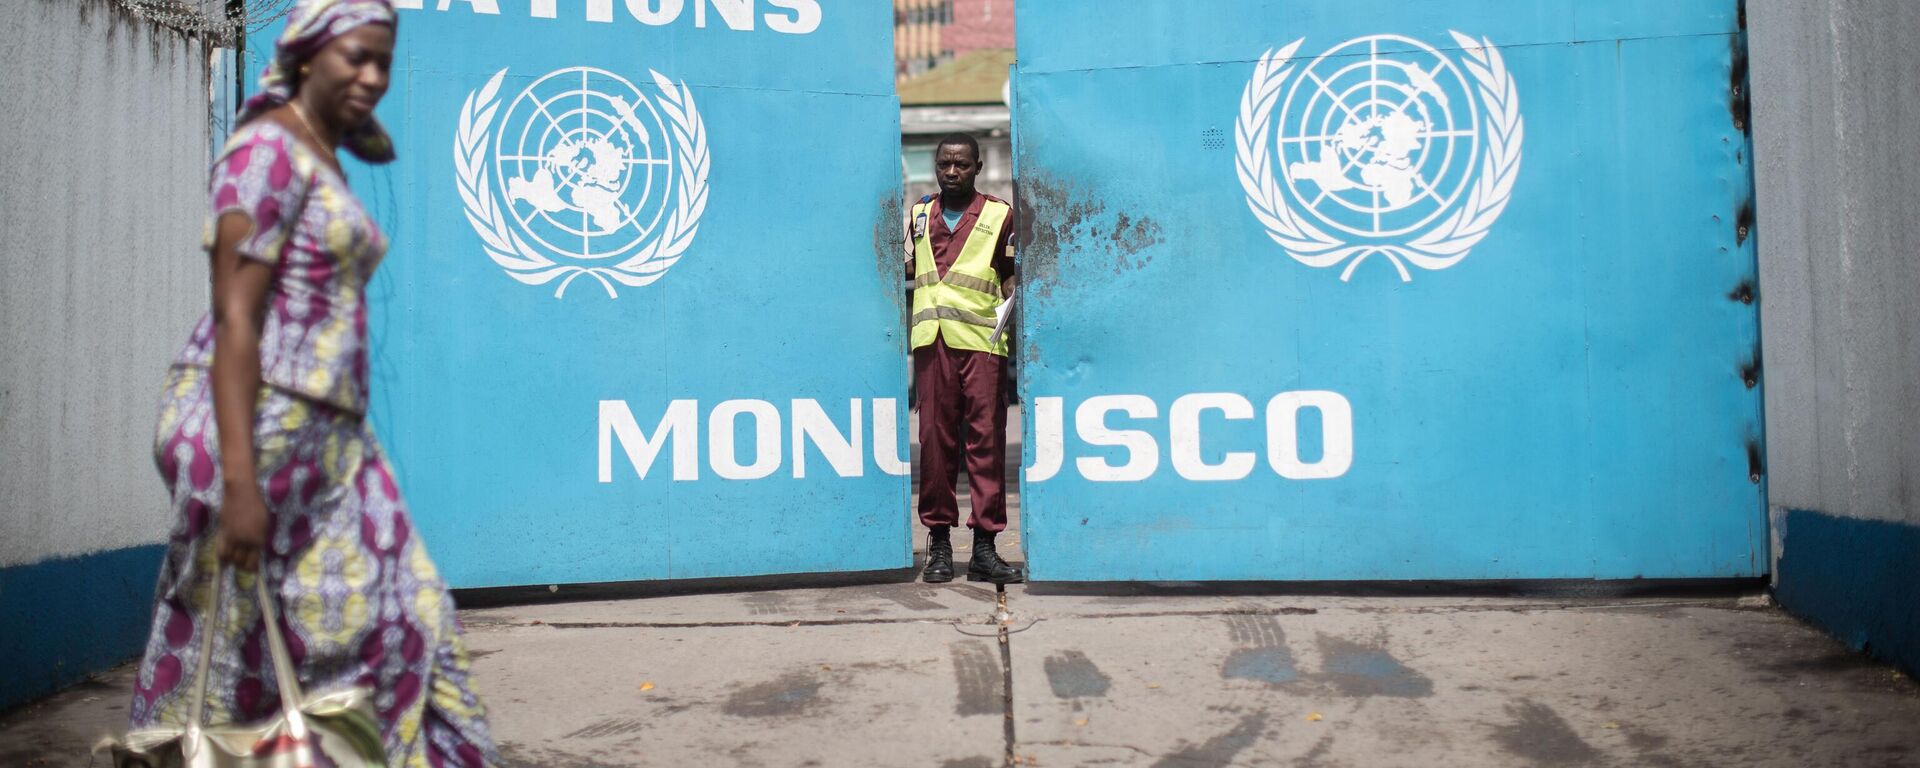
[1013,0,1764,580]
[249,3,908,587]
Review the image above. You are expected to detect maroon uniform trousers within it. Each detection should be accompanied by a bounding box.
[915,334,1008,533]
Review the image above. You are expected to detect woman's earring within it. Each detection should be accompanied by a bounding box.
[299,65,311,77]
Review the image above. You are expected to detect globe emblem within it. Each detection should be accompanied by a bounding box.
[1277,35,1480,238]
[494,67,674,261]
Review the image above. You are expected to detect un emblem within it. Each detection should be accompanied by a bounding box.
[456,67,710,298]
[1236,33,1523,282]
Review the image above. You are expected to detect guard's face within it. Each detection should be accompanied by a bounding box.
[303,25,395,132]
[935,144,981,196]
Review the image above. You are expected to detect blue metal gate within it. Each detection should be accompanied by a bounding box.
[249,2,909,588]
[1012,0,1765,580]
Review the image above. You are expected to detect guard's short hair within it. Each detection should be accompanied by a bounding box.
[936,133,981,164]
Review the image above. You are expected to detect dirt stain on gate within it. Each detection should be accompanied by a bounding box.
[875,194,907,320]
[1014,172,1166,370]
[1017,172,1165,300]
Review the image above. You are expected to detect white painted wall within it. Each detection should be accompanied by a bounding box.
[0,1,213,567]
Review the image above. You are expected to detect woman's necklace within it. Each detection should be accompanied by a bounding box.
[286,102,340,167]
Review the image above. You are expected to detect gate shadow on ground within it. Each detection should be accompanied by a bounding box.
[456,574,1762,609]
[1022,577,1769,599]
[451,567,923,609]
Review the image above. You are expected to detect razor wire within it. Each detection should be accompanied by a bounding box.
[108,0,296,42]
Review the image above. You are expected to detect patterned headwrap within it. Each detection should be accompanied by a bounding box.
[236,0,399,164]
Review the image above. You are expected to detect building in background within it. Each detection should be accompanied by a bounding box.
[895,0,1012,83]
[895,0,1014,204]
[900,49,1013,203]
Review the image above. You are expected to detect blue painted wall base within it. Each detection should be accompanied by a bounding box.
[0,544,164,713]
[1775,509,1920,677]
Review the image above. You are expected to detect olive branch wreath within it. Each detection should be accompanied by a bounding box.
[455,68,711,299]
[1235,32,1523,282]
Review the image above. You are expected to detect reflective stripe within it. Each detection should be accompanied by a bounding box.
[909,198,1013,356]
[941,271,1000,296]
[912,306,996,328]
[912,269,998,297]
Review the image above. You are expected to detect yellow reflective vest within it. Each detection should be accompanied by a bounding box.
[910,197,1011,357]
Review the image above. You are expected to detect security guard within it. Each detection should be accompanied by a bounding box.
[906,134,1023,585]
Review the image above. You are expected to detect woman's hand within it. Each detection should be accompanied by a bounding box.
[218,482,270,571]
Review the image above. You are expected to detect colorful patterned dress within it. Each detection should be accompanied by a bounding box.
[131,121,497,767]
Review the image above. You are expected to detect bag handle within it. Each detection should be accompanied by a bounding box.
[254,574,317,756]
[183,568,317,761]
[180,575,225,759]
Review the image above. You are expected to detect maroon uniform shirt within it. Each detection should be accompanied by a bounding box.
[908,192,1016,282]
[909,191,1016,534]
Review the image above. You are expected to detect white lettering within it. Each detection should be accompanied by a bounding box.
[1025,397,1064,483]
[710,399,781,480]
[1266,391,1354,480]
[401,0,815,32]
[871,398,912,476]
[763,0,820,34]
[599,398,908,482]
[625,0,684,25]
[792,399,862,479]
[1170,393,1257,481]
[1075,395,1160,482]
[601,392,1349,484]
[437,0,500,14]
[697,0,754,29]
[531,0,614,21]
[1016,391,1355,484]
[599,399,699,482]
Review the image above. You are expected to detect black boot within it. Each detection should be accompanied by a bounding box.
[967,529,1025,584]
[922,527,955,583]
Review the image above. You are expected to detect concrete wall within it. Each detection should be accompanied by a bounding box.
[1750,0,1920,676]
[0,1,212,711]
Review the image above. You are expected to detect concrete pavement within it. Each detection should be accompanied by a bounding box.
[6,412,1918,765]
[4,577,1919,767]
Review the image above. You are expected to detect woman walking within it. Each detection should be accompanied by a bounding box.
[128,1,497,764]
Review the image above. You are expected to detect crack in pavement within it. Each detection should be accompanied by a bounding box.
[521,598,1753,633]
[997,586,1018,768]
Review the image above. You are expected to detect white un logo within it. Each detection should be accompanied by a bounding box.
[1236,32,1524,282]
[456,66,711,298]
[500,68,672,261]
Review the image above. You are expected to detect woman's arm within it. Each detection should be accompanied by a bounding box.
[208,211,275,572]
